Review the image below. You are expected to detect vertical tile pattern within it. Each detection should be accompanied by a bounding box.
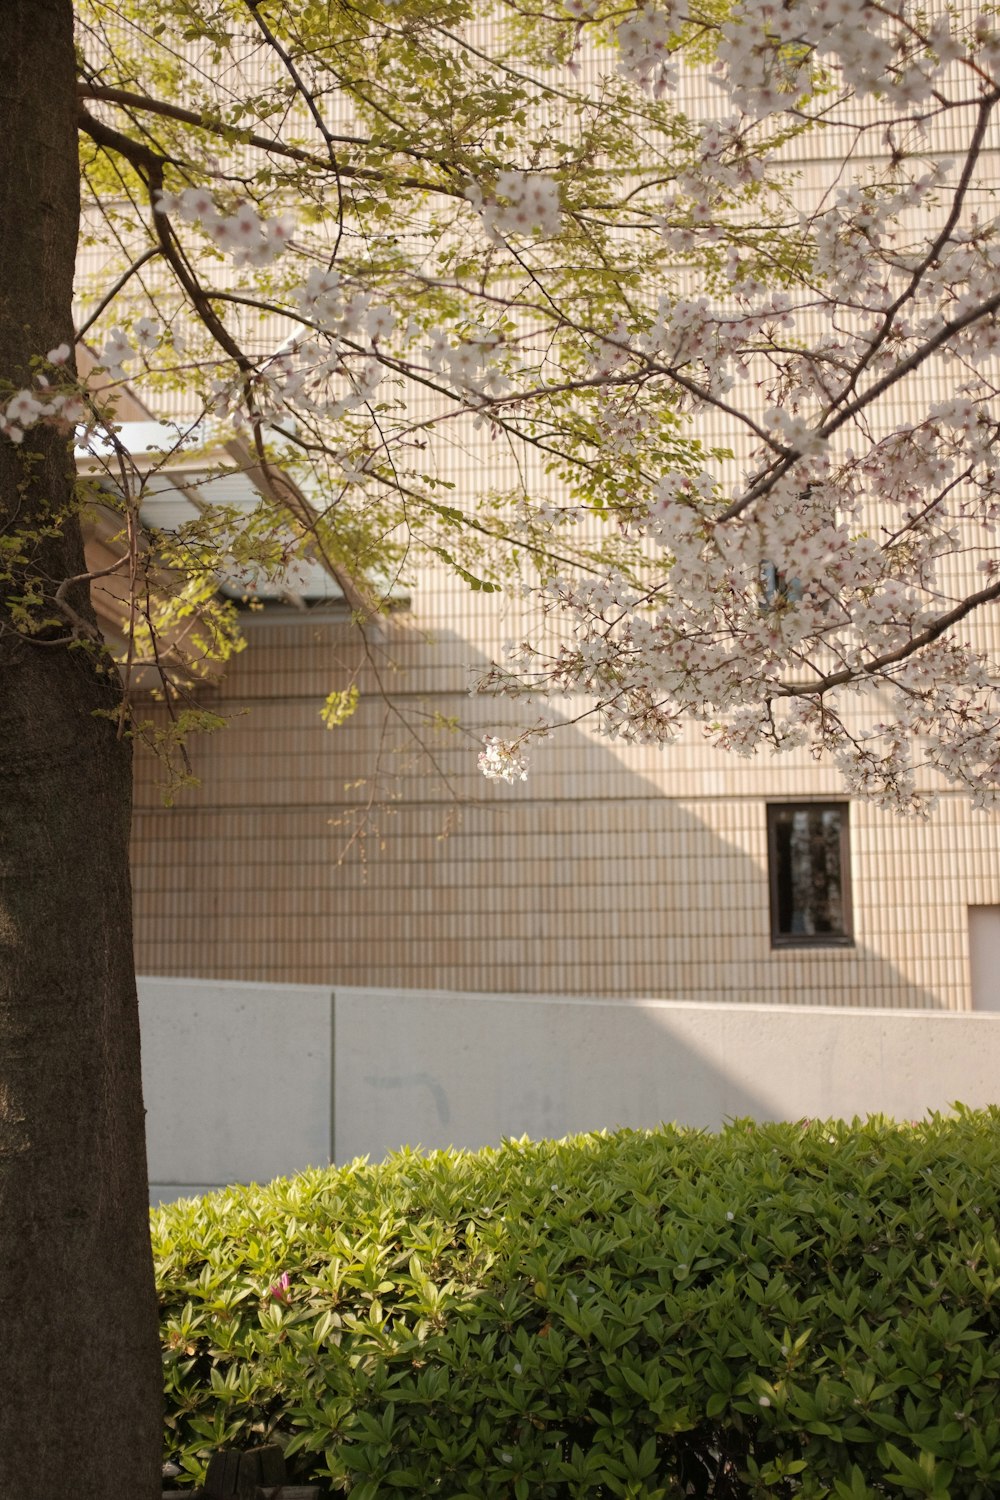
[84,22,1000,1006]
[131,580,1000,1007]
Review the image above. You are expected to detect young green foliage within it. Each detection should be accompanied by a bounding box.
[155,1107,1000,1497]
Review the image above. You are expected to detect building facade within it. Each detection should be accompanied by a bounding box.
[72,20,1000,1013]
[129,563,1000,1010]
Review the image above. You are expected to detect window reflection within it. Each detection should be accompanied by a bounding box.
[768,804,852,946]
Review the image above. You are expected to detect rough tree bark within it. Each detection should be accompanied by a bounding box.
[0,3,162,1497]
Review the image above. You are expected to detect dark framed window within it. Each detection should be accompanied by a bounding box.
[767,803,853,948]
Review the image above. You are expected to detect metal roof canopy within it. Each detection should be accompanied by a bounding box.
[77,420,357,608]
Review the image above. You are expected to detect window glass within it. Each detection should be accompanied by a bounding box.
[768,804,852,946]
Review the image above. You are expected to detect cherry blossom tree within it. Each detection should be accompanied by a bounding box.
[21,0,1000,819]
[3,0,1000,1493]
[473,3,1000,813]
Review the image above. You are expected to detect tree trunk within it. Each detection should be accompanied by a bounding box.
[0,4,162,1497]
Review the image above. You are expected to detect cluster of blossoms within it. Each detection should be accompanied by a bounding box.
[594,396,656,456]
[615,4,680,95]
[807,167,954,306]
[660,119,771,241]
[98,319,161,381]
[509,499,590,542]
[612,0,992,113]
[0,345,85,444]
[596,288,804,407]
[712,0,964,115]
[764,406,828,459]
[209,271,403,428]
[291,268,396,344]
[155,187,295,269]
[466,172,561,241]
[591,316,633,380]
[477,734,532,783]
[485,325,1000,797]
[210,347,385,429]
[1,316,180,444]
[422,324,512,402]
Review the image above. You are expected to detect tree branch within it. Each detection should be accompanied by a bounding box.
[78,81,368,155]
[829,87,1000,411]
[78,82,464,196]
[774,576,1000,697]
[75,246,162,340]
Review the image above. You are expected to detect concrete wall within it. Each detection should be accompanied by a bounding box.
[140,977,1000,1203]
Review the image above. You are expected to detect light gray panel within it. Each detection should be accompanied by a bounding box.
[139,978,334,1186]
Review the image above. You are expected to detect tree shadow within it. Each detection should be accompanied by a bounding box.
[131,607,948,1011]
[131,605,967,1182]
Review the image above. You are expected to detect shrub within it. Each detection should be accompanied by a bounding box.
[154,1107,1000,1498]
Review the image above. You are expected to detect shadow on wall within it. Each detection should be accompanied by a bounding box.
[336,986,1000,1162]
[140,974,1000,1203]
[131,610,947,1011]
[338,989,783,1157]
[140,978,782,1197]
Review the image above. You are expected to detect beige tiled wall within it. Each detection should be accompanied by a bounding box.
[131,584,1000,1007]
[114,33,1000,1008]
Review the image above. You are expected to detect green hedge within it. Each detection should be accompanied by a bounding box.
[154,1108,1000,1498]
